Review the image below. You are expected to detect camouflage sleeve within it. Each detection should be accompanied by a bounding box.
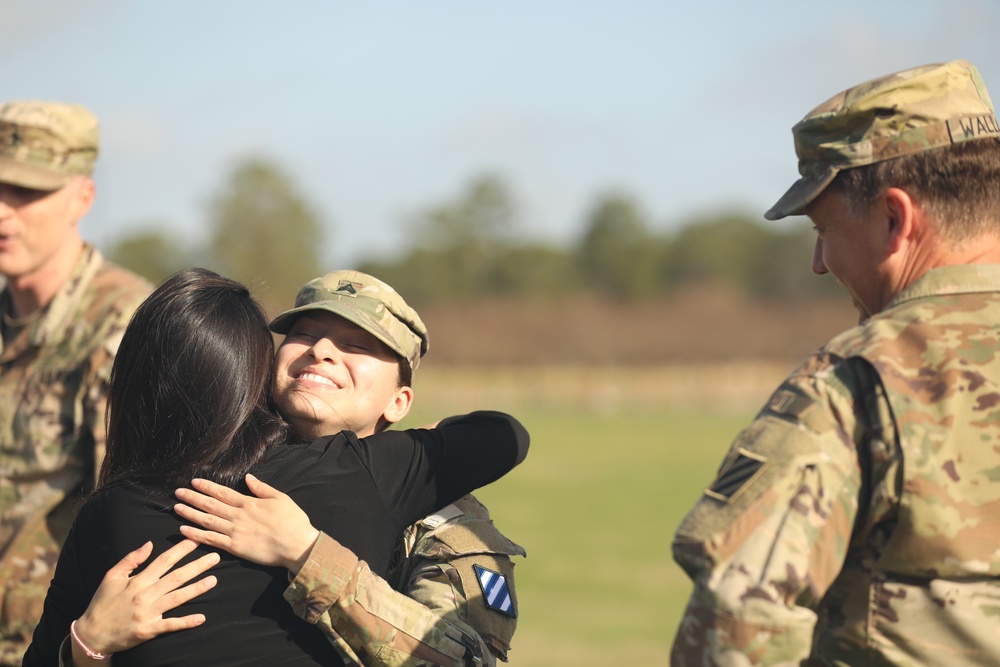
[670,363,863,666]
[83,337,115,486]
[284,531,486,666]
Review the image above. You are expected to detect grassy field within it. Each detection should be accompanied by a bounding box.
[399,364,783,666]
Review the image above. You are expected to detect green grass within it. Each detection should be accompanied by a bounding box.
[401,400,755,666]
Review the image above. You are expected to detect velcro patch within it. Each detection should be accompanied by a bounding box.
[704,448,767,502]
[473,564,516,617]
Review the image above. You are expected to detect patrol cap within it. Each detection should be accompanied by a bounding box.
[0,100,100,190]
[269,269,429,371]
[765,59,999,220]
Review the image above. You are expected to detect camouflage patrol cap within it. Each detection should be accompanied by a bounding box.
[765,59,999,220]
[269,269,429,371]
[0,100,100,190]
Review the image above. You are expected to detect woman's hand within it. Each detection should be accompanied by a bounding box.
[174,474,320,574]
[71,539,218,660]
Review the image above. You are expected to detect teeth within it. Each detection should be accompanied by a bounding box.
[299,372,336,387]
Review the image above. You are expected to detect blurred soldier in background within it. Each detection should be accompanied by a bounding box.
[0,101,152,664]
[671,59,1000,665]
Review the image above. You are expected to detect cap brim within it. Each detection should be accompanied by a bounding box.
[764,166,839,221]
[0,158,75,190]
[269,301,408,363]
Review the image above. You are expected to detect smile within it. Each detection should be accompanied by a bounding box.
[296,371,340,388]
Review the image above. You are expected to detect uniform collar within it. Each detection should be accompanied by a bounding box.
[885,263,1000,312]
[0,244,103,354]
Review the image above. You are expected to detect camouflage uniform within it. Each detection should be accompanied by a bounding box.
[672,60,1000,666]
[0,245,150,664]
[286,495,524,667]
[274,272,525,666]
[672,264,1000,666]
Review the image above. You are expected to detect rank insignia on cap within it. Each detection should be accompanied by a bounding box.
[473,564,516,617]
[704,448,767,502]
[335,281,359,295]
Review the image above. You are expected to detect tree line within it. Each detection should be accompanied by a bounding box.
[108,156,842,312]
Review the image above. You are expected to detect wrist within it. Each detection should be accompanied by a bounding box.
[71,619,113,661]
[287,528,320,575]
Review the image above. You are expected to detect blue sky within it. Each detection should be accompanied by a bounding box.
[3,0,999,267]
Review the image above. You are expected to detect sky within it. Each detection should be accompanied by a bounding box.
[3,0,1000,268]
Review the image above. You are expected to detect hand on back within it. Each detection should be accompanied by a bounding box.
[174,474,320,574]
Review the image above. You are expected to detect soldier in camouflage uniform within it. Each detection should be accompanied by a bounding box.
[273,271,524,667]
[0,101,152,664]
[671,59,1000,666]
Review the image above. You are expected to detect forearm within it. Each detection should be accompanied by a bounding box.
[671,581,819,666]
[285,532,486,667]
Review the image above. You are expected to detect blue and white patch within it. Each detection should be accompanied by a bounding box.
[473,564,516,617]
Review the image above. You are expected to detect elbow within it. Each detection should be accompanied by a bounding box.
[511,417,529,467]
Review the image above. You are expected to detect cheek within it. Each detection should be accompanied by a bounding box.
[353,358,397,392]
[274,344,305,374]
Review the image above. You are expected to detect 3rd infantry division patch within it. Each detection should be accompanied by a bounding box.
[473,564,516,617]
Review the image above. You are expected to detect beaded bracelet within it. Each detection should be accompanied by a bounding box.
[70,620,112,661]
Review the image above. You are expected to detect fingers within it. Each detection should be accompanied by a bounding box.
[177,524,231,551]
[135,539,201,581]
[173,501,233,535]
[189,478,248,507]
[245,473,282,500]
[148,570,218,618]
[106,541,154,580]
[153,613,208,635]
[174,488,239,522]
[146,551,220,597]
[132,609,211,643]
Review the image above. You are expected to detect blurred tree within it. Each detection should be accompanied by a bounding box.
[490,244,580,298]
[751,225,844,300]
[416,173,515,248]
[665,213,770,291]
[207,157,324,311]
[576,193,662,299]
[399,172,518,301]
[663,213,840,300]
[106,227,191,285]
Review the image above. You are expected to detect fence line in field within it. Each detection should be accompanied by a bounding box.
[411,362,790,415]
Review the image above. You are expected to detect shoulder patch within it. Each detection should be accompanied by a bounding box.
[765,388,837,434]
[419,503,464,529]
[704,448,767,502]
[473,564,517,618]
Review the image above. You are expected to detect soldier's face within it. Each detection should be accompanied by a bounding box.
[806,188,894,320]
[272,310,412,440]
[0,177,90,284]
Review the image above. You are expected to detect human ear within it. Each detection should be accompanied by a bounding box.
[882,187,916,255]
[381,386,413,426]
[69,177,96,224]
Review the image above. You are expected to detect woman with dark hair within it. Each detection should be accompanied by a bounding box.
[23,268,528,666]
[101,268,290,492]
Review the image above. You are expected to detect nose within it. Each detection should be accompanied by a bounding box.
[309,337,337,361]
[811,236,828,275]
[307,336,341,363]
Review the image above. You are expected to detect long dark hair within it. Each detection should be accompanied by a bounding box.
[98,268,291,491]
